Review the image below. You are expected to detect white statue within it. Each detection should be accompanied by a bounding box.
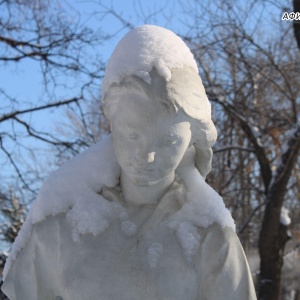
[2,25,257,300]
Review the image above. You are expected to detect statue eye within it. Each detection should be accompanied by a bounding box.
[160,138,177,147]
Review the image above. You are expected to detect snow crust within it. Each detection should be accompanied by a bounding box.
[31,135,120,223]
[147,242,163,269]
[121,220,137,237]
[4,135,121,278]
[102,25,198,97]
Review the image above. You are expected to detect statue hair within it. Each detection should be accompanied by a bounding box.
[102,67,217,179]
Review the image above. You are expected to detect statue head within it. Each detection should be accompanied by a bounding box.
[102,25,217,183]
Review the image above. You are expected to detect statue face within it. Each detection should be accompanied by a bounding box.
[111,90,192,186]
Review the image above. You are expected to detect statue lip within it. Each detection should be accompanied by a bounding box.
[127,166,155,175]
[135,168,155,173]
[129,162,155,171]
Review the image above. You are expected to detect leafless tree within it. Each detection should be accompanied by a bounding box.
[52,96,110,166]
[0,0,108,202]
[0,190,26,244]
[0,190,25,299]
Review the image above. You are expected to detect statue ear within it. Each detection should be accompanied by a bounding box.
[191,120,217,179]
[176,142,212,179]
[194,145,213,179]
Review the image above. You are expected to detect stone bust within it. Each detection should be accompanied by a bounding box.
[2,25,257,300]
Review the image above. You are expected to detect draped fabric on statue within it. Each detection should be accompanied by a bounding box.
[2,137,256,300]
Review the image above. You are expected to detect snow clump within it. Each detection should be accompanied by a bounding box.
[121,220,138,237]
[280,207,291,226]
[4,135,121,278]
[170,222,201,262]
[147,242,163,268]
[102,24,198,97]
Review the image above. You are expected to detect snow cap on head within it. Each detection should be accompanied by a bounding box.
[102,24,199,97]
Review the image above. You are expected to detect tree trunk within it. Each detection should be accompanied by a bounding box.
[294,0,300,50]
[258,203,290,300]
[258,125,300,300]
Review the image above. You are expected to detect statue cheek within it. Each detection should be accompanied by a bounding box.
[156,155,177,169]
[167,146,185,160]
[117,138,133,153]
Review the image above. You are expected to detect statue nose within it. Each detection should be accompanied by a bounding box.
[147,152,155,163]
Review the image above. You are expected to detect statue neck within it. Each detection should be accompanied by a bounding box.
[120,171,175,207]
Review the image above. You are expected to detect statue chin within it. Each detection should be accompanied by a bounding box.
[127,173,166,187]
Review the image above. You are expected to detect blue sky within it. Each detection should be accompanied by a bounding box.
[1,0,185,116]
[1,0,284,115]
[0,0,189,190]
[0,0,288,189]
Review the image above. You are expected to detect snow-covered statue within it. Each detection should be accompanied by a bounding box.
[2,25,257,300]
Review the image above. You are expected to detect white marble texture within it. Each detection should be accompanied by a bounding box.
[2,25,256,300]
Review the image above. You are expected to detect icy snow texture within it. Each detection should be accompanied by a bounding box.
[102,25,198,97]
[280,207,291,226]
[31,135,120,224]
[147,242,163,268]
[3,135,121,278]
[170,222,201,261]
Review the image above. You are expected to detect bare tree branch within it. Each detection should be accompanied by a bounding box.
[210,97,272,192]
[213,146,255,153]
[0,98,80,123]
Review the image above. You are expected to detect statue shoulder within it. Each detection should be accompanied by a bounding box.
[31,135,119,224]
[199,223,242,258]
[3,135,120,282]
[197,224,257,300]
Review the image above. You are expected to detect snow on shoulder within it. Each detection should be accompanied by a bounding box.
[3,135,122,279]
[102,25,199,97]
[4,137,235,277]
[168,147,235,261]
